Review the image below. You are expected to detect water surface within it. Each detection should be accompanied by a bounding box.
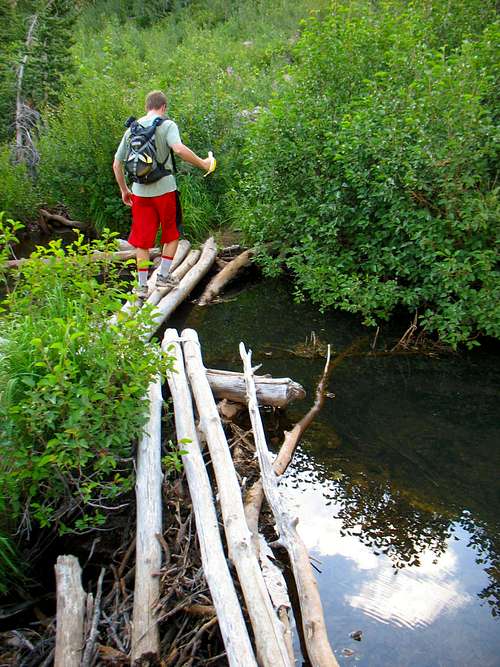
[171,277,500,666]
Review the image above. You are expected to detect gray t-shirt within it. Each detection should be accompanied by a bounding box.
[115,115,181,197]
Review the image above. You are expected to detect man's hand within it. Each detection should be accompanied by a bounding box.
[121,189,133,207]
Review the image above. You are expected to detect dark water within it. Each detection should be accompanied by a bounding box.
[170,277,500,667]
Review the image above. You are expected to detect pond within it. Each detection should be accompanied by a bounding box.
[170,276,500,667]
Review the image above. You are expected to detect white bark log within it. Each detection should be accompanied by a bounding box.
[206,368,305,407]
[162,329,257,667]
[146,248,201,307]
[143,238,217,341]
[54,555,86,667]
[109,240,193,325]
[240,343,339,667]
[198,248,254,305]
[131,377,163,662]
[181,328,292,667]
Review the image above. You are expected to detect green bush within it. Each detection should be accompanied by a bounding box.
[0,219,172,536]
[0,147,38,220]
[237,1,499,346]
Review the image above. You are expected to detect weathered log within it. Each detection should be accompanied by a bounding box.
[146,248,201,307]
[109,241,194,325]
[198,248,254,305]
[39,208,86,230]
[4,247,161,270]
[182,328,293,667]
[131,377,163,662]
[147,238,191,291]
[54,555,86,667]
[240,343,339,667]
[143,238,217,341]
[206,368,305,407]
[81,567,105,667]
[162,329,258,667]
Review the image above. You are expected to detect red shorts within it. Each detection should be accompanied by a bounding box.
[128,190,182,249]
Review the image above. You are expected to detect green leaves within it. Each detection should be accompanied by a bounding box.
[237,0,499,347]
[0,227,173,543]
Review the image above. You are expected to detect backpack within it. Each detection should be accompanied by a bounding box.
[123,116,176,184]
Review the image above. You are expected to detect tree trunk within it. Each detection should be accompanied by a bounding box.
[146,248,201,307]
[109,241,195,325]
[131,377,163,662]
[198,248,254,305]
[162,329,258,667]
[143,238,217,341]
[240,343,339,667]
[206,368,305,407]
[182,328,293,667]
[54,555,86,667]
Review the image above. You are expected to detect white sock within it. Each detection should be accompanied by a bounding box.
[138,269,148,287]
[159,255,173,276]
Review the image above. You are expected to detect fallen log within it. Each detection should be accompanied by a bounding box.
[240,343,339,667]
[143,238,217,341]
[182,328,293,667]
[4,247,161,270]
[198,248,254,305]
[109,240,193,325]
[163,329,258,667]
[146,248,201,307]
[131,377,163,662]
[206,368,305,407]
[54,555,86,667]
[147,238,191,291]
[39,208,86,231]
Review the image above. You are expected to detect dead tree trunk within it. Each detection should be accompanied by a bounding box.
[206,368,305,407]
[54,555,86,667]
[182,328,293,667]
[240,343,339,667]
[131,377,163,662]
[143,238,217,341]
[198,248,254,305]
[15,14,38,164]
[162,329,258,667]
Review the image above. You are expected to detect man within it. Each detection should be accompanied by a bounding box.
[113,90,214,298]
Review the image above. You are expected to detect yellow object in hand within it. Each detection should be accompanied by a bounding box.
[204,151,217,177]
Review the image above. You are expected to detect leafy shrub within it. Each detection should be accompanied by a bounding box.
[0,220,172,536]
[0,147,38,220]
[237,1,499,346]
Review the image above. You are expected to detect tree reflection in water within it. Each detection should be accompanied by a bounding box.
[287,447,500,619]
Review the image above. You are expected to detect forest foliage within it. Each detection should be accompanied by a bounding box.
[239,0,499,347]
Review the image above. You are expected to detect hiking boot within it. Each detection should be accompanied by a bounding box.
[132,284,148,299]
[156,272,179,289]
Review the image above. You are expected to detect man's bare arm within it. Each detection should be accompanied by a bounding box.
[112,159,133,206]
[171,143,212,171]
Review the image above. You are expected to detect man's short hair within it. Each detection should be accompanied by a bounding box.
[145,90,167,110]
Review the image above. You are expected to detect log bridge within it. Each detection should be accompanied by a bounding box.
[53,239,339,667]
